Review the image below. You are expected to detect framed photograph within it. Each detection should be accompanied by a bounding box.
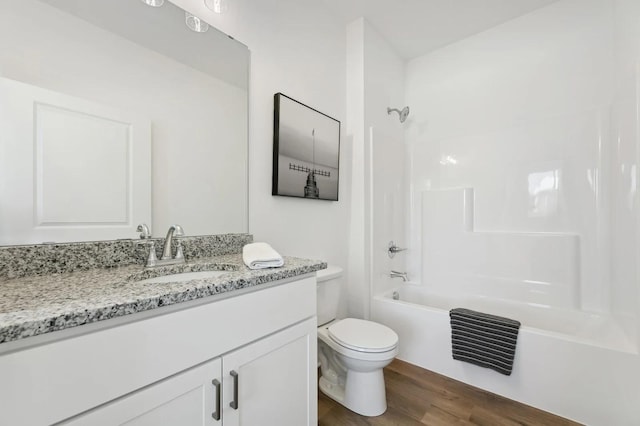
[272,93,340,201]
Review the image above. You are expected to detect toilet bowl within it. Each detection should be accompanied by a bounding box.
[317,318,398,416]
[315,266,399,416]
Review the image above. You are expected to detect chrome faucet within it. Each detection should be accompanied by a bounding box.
[144,225,185,268]
[390,270,408,282]
[161,224,184,260]
[136,223,151,239]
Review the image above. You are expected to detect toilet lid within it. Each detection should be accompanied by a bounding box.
[328,318,398,353]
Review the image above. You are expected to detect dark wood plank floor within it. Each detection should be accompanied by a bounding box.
[318,359,582,426]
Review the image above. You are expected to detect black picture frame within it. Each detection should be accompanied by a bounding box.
[272,93,340,201]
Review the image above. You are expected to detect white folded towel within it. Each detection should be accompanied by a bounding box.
[242,242,284,270]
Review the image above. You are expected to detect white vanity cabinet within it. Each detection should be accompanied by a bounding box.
[221,319,315,426]
[62,357,222,426]
[0,276,317,426]
[62,319,315,426]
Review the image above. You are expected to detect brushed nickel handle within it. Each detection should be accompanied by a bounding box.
[136,223,151,239]
[388,240,407,258]
[230,370,239,410]
[212,379,221,421]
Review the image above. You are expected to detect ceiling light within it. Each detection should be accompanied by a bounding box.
[185,12,209,33]
[140,0,164,7]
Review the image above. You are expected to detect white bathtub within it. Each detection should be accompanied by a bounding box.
[371,284,639,425]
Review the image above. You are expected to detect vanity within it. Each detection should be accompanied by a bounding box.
[0,235,324,425]
[0,1,319,423]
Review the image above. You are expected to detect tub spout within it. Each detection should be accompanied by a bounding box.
[390,270,408,282]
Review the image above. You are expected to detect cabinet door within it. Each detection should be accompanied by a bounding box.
[222,318,317,426]
[61,358,222,426]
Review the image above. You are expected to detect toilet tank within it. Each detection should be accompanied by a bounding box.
[316,265,343,326]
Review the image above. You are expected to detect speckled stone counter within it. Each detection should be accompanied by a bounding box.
[0,254,326,344]
[0,234,253,279]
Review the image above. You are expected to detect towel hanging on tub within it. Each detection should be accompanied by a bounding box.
[449,308,521,376]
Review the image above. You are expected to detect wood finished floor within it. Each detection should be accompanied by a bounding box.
[318,359,582,426]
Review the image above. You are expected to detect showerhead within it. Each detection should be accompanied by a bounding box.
[387,106,410,123]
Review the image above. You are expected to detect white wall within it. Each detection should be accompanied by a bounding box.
[345,19,368,319]
[404,0,620,314]
[173,0,350,314]
[362,23,407,297]
[611,0,640,338]
[344,19,406,318]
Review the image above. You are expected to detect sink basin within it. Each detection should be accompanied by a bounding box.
[137,270,228,285]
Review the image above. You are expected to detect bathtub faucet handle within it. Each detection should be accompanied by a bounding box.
[388,241,407,258]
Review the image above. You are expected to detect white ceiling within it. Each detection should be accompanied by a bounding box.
[319,0,560,59]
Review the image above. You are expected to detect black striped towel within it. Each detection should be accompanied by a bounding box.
[449,308,521,376]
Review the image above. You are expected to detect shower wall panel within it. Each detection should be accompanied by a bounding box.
[404,0,620,314]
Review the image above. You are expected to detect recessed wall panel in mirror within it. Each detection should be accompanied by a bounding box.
[0,0,248,244]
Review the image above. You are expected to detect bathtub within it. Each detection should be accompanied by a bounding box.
[371,284,639,425]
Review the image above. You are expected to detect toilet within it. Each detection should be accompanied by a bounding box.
[316,266,399,417]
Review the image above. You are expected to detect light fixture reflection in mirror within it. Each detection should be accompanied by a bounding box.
[185,12,209,33]
[141,0,164,7]
[205,0,228,14]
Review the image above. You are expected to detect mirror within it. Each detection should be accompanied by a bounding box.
[0,0,249,244]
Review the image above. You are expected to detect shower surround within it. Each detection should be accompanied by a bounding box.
[351,0,640,424]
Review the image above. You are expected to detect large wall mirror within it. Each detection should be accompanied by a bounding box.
[0,0,249,244]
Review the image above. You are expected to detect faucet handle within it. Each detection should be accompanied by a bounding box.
[388,241,407,258]
[137,223,151,239]
[175,239,185,261]
[145,241,158,268]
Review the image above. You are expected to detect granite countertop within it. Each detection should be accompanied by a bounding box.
[0,254,326,344]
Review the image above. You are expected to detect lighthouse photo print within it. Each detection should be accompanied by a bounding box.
[272,93,340,201]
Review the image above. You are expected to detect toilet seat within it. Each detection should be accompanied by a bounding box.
[318,325,398,362]
[328,318,398,353]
